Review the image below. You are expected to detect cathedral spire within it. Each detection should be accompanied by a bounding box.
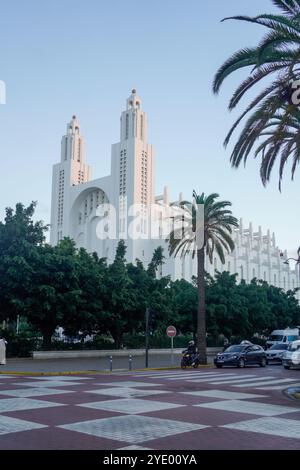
[120,89,147,142]
[127,89,142,110]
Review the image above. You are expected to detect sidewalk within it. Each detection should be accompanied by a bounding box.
[1,353,214,374]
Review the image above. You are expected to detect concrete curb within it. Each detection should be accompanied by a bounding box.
[0,364,214,376]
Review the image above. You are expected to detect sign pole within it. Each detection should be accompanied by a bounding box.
[166,325,177,367]
[145,308,150,369]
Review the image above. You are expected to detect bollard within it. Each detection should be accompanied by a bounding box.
[109,355,113,372]
[129,354,132,371]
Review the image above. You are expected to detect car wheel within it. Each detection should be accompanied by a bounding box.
[238,358,245,368]
[216,365,223,369]
[260,358,267,367]
[284,365,290,370]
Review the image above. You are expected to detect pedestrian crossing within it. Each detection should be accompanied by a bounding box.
[130,369,300,392]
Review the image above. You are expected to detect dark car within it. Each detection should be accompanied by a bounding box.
[214,344,267,368]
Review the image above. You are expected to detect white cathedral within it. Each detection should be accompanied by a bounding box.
[50,90,300,299]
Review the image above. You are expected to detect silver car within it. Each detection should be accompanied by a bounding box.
[282,340,300,370]
[266,343,289,364]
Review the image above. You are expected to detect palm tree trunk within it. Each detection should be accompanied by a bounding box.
[197,247,207,364]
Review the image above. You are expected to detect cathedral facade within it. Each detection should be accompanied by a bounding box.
[50,90,300,299]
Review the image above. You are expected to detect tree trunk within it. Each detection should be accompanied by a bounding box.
[197,247,207,364]
[111,331,123,350]
[41,326,55,350]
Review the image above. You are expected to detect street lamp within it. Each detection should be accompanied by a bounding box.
[280,248,300,286]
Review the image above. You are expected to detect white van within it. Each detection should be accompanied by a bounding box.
[266,328,299,349]
[282,340,300,369]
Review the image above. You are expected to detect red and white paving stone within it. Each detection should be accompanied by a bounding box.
[0,366,299,449]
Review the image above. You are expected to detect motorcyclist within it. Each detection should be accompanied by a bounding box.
[186,340,197,365]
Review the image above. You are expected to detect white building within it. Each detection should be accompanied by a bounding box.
[50,90,300,297]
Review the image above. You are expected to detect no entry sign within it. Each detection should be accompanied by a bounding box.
[166,325,177,338]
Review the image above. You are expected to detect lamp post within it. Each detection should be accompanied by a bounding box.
[280,247,300,283]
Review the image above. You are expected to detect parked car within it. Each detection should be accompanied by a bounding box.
[266,328,299,349]
[265,343,289,364]
[282,340,300,370]
[214,344,267,368]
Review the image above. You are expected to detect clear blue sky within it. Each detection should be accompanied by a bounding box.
[0,0,299,257]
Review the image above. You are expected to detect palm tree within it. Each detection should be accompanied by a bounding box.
[167,192,238,364]
[213,0,300,188]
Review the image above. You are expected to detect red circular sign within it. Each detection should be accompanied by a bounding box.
[166,326,177,338]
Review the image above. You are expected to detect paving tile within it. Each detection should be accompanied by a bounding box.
[30,376,92,381]
[0,415,47,436]
[0,388,75,398]
[103,381,162,388]
[79,398,184,414]
[195,399,299,416]
[0,426,122,450]
[84,388,168,398]
[12,381,83,388]
[0,398,65,413]
[181,390,267,400]
[222,417,300,439]
[59,415,208,443]
[118,445,153,450]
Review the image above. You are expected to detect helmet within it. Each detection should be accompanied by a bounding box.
[188,340,195,346]
[241,340,252,345]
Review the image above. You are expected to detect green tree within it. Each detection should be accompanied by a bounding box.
[167,192,238,363]
[213,0,300,189]
[206,272,250,340]
[169,279,198,336]
[103,241,136,348]
[0,202,48,324]
[23,238,81,349]
[62,247,108,340]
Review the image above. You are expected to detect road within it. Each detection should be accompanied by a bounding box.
[0,365,299,450]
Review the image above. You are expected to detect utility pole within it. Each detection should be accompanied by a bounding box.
[145,307,150,368]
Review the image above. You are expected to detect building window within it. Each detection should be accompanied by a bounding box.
[125,114,129,140]
[141,115,143,140]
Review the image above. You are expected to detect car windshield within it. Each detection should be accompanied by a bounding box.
[287,336,299,342]
[269,335,284,342]
[269,344,288,351]
[225,346,245,353]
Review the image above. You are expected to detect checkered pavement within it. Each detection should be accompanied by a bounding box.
[0,368,299,450]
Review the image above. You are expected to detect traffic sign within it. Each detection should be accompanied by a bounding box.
[166,325,177,338]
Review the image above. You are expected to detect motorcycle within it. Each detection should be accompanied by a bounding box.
[181,350,200,369]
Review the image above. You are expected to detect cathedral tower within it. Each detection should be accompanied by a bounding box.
[50,115,91,244]
[111,89,155,243]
